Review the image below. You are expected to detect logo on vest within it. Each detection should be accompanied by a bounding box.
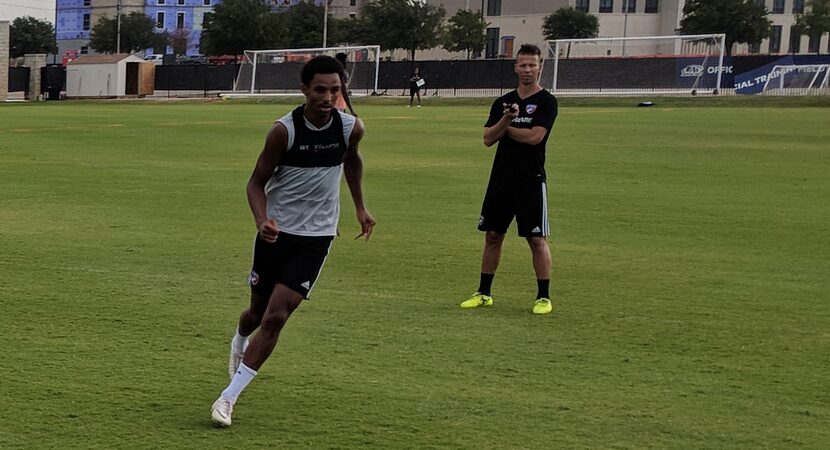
[526,104,537,114]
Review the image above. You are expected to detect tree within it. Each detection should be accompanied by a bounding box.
[795,0,830,53]
[679,0,771,55]
[542,7,599,58]
[89,12,167,54]
[9,16,58,58]
[361,0,446,60]
[200,0,280,56]
[443,9,488,59]
[283,0,332,48]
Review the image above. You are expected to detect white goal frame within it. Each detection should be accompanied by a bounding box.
[228,45,381,98]
[546,34,727,96]
[761,64,830,95]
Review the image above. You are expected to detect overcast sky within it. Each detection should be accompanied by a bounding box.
[0,0,55,23]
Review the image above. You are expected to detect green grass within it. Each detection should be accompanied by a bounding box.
[1,99,828,448]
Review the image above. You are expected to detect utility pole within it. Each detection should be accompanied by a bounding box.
[323,0,329,48]
[621,0,629,56]
[116,0,122,54]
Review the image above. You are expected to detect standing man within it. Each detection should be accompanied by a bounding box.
[408,67,422,107]
[460,44,558,315]
[211,56,375,427]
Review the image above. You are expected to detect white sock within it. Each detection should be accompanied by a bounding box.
[221,363,257,404]
[231,328,249,354]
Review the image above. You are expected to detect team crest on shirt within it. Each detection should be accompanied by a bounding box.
[526,104,537,114]
[247,271,259,286]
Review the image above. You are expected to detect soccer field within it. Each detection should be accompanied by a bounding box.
[1,99,828,448]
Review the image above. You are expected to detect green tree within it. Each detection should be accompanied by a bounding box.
[679,0,771,55]
[9,16,58,58]
[362,0,446,60]
[335,16,371,45]
[795,0,830,53]
[89,12,167,54]
[542,7,599,58]
[200,0,281,56]
[443,9,488,59]
[284,1,333,48]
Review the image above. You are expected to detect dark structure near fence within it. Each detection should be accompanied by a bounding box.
[9,67,30,93]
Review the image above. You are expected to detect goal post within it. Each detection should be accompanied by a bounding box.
[760,64,830,95]
[228,45,381,98]
[543,34,727,96]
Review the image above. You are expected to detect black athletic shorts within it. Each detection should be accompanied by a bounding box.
[478,178,549,237]
[247,232,334,299]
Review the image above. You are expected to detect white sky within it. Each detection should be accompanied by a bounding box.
[0,0,56,23]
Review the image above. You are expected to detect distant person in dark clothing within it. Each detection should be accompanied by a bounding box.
[409,67,422,107]
[334,52,357,116]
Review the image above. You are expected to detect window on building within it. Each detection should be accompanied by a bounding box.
[349,12,356,19]
[350,0,356,5]
[80,46,88,55]
[178,0,185,6]
[575,0,590,12]
[769,25,782,53]
[158,0,166,5]
[773,0,784,13]
[748,41,761,54]
[157,12,165,29]
[789,26,801,53]
[83,0,90,6]
[485,27,499,58]
[623,0,636,13]
[486,0,501,16]
[82,13,90,30]
[645,0,658,13]
[177,12,185,29]
[202,12,212,27]
[204,0,211,5]
[808,34,821,53]
[599,0,613,13]
[793,0,804,13]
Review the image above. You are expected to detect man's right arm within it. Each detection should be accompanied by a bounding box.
[246,122,287,242]
[483,103,518,147]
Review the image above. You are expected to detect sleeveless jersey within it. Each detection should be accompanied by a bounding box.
[265,106,357,237]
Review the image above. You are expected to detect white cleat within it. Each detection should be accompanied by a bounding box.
[211,397,233,427]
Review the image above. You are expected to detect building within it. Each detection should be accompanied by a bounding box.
[417,0,827,59]
[56,0,144,59]
[56,0,220,59]
[143,0,223,56]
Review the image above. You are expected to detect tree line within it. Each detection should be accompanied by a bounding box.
[7,0,830,60]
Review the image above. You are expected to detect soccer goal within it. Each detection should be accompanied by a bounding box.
[227,45,381,98]
[760,64,830,96]
[542,34,726,96]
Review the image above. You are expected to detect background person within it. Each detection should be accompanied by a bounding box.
[460,44,559,315]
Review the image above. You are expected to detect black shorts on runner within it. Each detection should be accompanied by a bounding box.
[478,178,549,237]
[247,232,334,299]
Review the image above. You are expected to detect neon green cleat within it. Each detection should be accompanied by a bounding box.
[532,298,553,315]
[460,292,493,309]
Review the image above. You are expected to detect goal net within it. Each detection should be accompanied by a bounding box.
[760,64,830,95]
[229,45,381,97]
[543,34,726,95]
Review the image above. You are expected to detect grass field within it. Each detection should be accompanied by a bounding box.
[1,98,829,448]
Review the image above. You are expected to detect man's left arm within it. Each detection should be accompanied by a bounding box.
[343,118,376,241]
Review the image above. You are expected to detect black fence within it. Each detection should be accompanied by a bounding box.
[155,64,239,93]
[8,67,30,93]
[8,55,829,98]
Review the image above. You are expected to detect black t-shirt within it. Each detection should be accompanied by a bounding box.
[484,89,558,181]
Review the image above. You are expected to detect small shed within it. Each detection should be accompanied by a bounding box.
[66,54,155,98]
